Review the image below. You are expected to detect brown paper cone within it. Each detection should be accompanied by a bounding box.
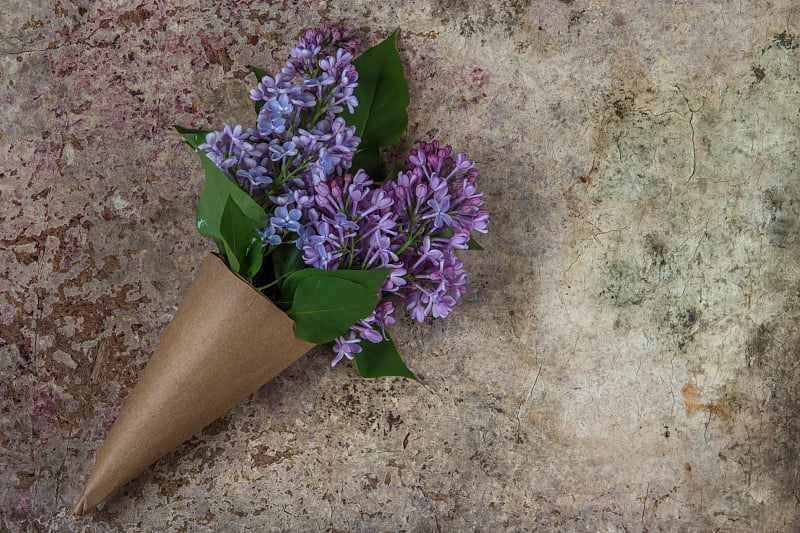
[73,254,315,515]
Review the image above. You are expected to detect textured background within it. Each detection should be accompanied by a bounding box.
[2,1,799,531]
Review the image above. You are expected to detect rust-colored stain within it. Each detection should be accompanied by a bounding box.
[681,382,729,417]
[363,474,379,490]
[250,446,297,468]
[422,489,450,502]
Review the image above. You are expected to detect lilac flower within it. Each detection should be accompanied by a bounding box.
[236,166,272,194]
[294,225,325,250]
[249,73,299,102]
[269,141,298,161]
[411,236,444,269]
[257,112,286,136]
[352,321,383,344]
[303,243,341,269]
[330,212,358,230]
[373,300,396,329]
[290,92,316,109]
[382,267,407,292]
[305,72,335,88]
[267,93,293,116]
[430,291,456,319]
[331,332,362,366]
[198,125,251,170]
[317,147,334,174]
[471,209,490,233]
[404,288,430,323]
[330,301,395,367]
[425,197,453,228]
[258,226,282,247]
[271,206,302,232]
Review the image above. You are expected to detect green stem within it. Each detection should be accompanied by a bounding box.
[255,269,293,291]
[396,236,413,255]
[396,225,423,255]
[255,279,280,291]
[395,213,419,255]
[310,104,328,127]
[346,238,356,269]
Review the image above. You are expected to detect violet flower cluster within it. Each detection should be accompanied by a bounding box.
[199,24,360,203]
[199,25,489,366]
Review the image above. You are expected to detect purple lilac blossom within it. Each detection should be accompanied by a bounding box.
[197,24,489,367]
[304,141,488,366]
[383,140,488,327]
[201,24,361,215]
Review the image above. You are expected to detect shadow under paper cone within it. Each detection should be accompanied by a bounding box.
[74,254,314,515]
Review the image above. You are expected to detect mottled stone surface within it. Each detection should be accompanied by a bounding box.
[2,1,799,531]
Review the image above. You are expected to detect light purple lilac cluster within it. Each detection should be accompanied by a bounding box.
[198,24,360,204]
[199,25,489,367]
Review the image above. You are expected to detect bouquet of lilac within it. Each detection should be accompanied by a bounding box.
[177,24,489,377]
[74,24,489,516]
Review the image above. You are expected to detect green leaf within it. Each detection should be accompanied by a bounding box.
[271,243,303,283]
[351,149,383,179]
[288,277,380,344]
[196,151,268,243]
[250,65,267,81]
[282,268,391,305]
[467,237,484,250]
[220,196,263,280]
[354,334,416,379]
[174,125,208,150]
[223,241,240,273]
[346,30,409,150]
[267,243,304,301]
[250,65,268,114]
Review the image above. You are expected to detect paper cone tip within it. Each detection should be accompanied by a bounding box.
[71,255,314,513]
[73,494,88,516]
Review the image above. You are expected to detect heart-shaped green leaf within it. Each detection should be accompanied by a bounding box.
[351,149,383,180]
[287,276,380,344]
[174,125,208,150]
[272,243,303,283]
[282,268,391,305]
[467,237,484,250]
[196,151,268,244]
[346,30,409,151]
[220,196,263,281]
[354,334,416,379]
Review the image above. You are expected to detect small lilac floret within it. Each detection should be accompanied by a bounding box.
[331,332,362,366]
[269,141,298,161]
[271,206,303,232]
[425,197,453,228]
[267,93,293,116]
[258,226,282,247]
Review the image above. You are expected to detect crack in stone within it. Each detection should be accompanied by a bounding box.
[675,86,705,183]
[515,365,543,442]
[686,110,696,183]
[0,40,97,57]
[0,44,64,56]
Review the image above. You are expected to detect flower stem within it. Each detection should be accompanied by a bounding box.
[396,226,422,255]
[256,270,294,291]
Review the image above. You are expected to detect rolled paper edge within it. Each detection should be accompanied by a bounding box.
[73,495,89,517]
[73,254,315,515]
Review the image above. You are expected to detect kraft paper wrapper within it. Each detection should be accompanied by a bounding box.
[74,254,314,515]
